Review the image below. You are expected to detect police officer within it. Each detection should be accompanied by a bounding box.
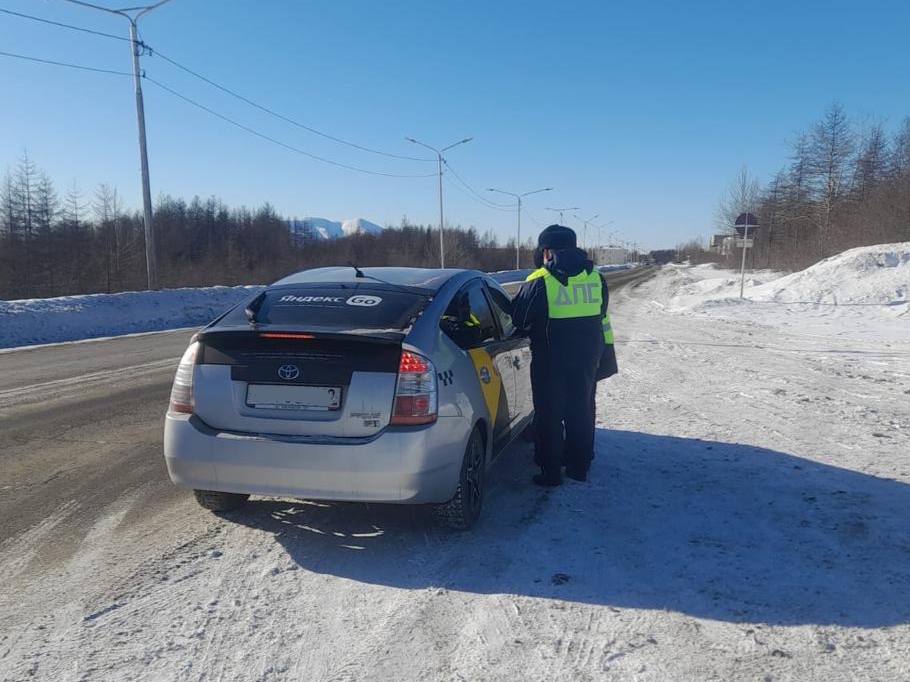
[512,224,613,486]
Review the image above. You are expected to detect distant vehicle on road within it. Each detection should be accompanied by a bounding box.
[163,267,533,529]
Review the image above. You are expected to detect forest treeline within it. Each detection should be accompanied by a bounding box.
[0,154,528,300]
[684,103,910,270]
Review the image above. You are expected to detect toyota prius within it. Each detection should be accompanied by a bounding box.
[164,267,533,529]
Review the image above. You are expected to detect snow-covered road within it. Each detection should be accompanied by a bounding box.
[2,265,909,681]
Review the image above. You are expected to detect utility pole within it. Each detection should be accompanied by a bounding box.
[593,220,615,256]
[545,206,579,224]
[487,186,552,269]
[64,0,173,290]
[405,136,472,268]
[573,213,599,250]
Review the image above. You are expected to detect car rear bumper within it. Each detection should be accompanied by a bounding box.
[163,413,469,504]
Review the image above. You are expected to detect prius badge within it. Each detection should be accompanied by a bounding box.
[277,364,300,381]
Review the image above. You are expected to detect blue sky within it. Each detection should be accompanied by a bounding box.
[1,0,909,250]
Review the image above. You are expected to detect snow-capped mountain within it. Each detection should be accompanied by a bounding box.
[341,218,384,237]
[288,217,384,241]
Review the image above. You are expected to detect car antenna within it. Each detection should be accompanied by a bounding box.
[348,262,393,286]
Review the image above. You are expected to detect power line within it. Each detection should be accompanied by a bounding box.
[442,160,516,212]
[445,175,513,211]
[0,7,130,41]
[0,49,132,76]
[143,75,438,179]
[146,48,434,164]
[6,4,433,164]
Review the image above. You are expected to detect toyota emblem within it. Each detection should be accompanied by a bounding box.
[277,364,300,380]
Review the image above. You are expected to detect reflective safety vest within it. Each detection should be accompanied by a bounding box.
[526,267,614,344]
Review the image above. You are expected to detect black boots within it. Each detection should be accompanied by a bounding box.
[564,467,588,482]
[532,472,562,487]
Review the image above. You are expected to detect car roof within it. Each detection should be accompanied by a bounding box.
[272,267,482,293]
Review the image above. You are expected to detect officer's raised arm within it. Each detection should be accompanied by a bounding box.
[510,277,546,333]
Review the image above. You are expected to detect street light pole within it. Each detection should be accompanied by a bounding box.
[545,206,579,224]
[487,186,552,269]
[406,136,473,268]
[573,213,599,250]
[593,219,614,262]
[64,0,173,290]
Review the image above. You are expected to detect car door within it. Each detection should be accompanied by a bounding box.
[483,282,533,425]
[442,280,518,453]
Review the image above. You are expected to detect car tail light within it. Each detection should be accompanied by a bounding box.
[168,342,199,415]
[390,350,437,426]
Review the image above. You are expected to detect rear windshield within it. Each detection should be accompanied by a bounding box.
[247,287,428,332]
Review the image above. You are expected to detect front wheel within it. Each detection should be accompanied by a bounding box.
[433,427,486,530]
[193,489,249,512]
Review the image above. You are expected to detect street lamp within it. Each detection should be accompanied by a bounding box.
[545,206,579,223]
[63,0,174,290]
[405,136,473,268]
[573,213,599,250]
[486,186,553,269]
[592,220,615,259]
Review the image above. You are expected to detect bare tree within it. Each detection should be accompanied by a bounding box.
[715,166,760,231]
[891,117,910,178]
[0,169,18,234]
[807,102,855,255]
[853,122,888,200]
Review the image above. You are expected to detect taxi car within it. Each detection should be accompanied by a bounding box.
[164,267,533,529]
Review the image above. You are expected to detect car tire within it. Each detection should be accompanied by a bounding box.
[433,426,486,530]
[193,489,250,512]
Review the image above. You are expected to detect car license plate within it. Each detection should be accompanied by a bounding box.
[246,384,341,411]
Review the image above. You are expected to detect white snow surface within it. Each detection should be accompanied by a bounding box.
[2,264,910,680]
[660,242,910,344]
[749,242,910,305]
[0,286,262,349]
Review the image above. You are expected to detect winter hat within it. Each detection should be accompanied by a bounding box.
[537,224,577,250]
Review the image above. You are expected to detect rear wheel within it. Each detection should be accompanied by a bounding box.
[433,427,486,530]
[193,489,249,512]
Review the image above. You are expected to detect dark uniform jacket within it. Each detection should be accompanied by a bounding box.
[511,248,616,379]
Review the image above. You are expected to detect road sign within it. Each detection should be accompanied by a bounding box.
[733,214,759,299]
[734,212,759,235]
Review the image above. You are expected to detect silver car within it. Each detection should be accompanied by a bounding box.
[164,267,533,529]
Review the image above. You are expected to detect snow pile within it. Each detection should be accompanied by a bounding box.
[747,242,910,305]
[0,286,262,349]
[658,243,910,344]
[659,263,784,311]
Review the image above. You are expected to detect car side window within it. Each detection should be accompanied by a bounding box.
[441,282,498,348]
[485,285,515,338]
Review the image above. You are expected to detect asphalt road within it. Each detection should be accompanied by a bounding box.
[0,268,652,558]
[0,329,196,563]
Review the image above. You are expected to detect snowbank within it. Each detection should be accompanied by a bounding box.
[747,242,909,305]
[657,242,910,344]
[665,242,909,310]
[0,286,262,349]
